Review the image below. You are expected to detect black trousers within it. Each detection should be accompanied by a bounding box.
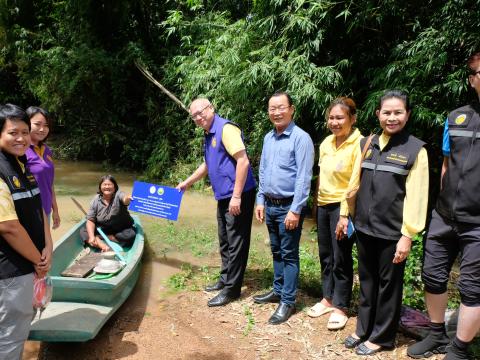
[80,225,136,247]
[423,209,480,306]
[216,189,255,296]
[355,231,406,348]
[317,202,354,310]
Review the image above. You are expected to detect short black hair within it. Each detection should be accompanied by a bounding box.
[270,91,293,106]
[98,175,119,195]
[0,103,30,132]
[378,90,411,112]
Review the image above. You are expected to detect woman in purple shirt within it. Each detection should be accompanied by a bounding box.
[25,107,60,229]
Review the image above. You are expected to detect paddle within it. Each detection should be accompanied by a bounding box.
[71,197,127,263]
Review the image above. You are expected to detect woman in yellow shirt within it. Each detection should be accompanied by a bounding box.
[344,90,429,355]
[307,97,362,330]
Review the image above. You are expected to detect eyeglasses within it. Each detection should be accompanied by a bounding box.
[268,105,290,113]
[190,104,211,119]
[471,70,480,77]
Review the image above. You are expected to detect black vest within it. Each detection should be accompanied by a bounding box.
[436,103,480,224]
[354,131,425,240]
[0,151,45,279]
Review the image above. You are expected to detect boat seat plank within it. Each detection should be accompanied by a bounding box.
[29,302,113,342]
[61,252,103,278]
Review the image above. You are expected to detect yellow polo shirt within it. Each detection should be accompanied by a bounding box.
[222,124,245,156]
[317,128,363,216]
[347,132,429,238]
[0,178,18,222]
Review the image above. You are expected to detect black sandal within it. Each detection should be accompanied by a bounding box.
[355,342,383,356]
[344,335,362,349]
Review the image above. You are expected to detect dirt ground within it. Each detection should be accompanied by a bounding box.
[23,254,444,360]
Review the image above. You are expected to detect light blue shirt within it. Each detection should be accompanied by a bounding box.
[256,121,314,214]
[442,118,450,156]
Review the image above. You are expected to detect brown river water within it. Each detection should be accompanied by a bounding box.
[22,160,315,359]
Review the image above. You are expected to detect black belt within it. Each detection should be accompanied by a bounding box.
[265,196,294,206]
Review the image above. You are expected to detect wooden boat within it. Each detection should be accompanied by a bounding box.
[29,215,144,342]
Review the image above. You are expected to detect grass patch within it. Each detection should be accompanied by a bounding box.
[167,264,194,291]
[243,305,255,336]
[142,218,218,258]
[165,263,219,293]
[298,241,321,297]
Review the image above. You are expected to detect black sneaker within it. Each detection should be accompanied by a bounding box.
[407,332,450,358]
[444,343,470,360]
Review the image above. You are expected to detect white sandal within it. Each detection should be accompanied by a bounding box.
[307,302,334,318]
[327,312,348,330]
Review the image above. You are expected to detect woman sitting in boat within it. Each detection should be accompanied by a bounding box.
[80,175,135,252]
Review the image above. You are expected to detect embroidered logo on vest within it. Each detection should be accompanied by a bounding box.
[455,114,467,125]
[386,152,409,165]
[8,175,22,189]
[365,148,373,160]
[211,137,217,148]
[27,175,36,185]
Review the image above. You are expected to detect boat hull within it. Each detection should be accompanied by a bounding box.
[29,216,144,342]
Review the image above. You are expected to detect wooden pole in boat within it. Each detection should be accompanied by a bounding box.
[71,197,87,215]
[134,60,189,114]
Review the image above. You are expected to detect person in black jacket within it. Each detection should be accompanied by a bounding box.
[0,104,52,359]
[408,52,480,360]
[344,90,429,356]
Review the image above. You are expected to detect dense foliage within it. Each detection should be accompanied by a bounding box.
[1,0,479,183]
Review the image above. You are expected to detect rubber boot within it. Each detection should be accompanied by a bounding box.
[407,322,450,359]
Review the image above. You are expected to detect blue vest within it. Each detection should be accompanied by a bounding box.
[204,115,256,200]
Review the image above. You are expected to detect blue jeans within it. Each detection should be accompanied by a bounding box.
[266,203,305,305]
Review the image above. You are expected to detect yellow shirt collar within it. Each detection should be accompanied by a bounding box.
[16,157,25,173]
[379,132,391,151]
[330,128,362,150]
[33,144,45,158]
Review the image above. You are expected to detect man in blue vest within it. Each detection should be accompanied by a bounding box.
[408,52,480,360]
[177,98,256,307]
[254,91,314,324]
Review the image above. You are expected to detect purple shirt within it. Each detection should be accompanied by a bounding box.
[25,144,55,215]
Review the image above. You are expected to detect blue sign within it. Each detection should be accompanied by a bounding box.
[129,181,183,221]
